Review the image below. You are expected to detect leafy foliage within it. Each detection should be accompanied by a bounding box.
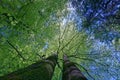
[0,0,120,80]
[71,0,120,43]
[0,0,66,76]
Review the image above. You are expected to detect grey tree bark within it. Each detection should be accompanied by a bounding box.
[0,54,58,80]
[62,55,87,80]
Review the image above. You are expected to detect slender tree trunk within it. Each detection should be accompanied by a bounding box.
[62,55,87,80]
[0,54,58,80]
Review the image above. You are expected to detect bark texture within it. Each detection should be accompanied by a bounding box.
[62,55,87,80]
[0,54,58,80]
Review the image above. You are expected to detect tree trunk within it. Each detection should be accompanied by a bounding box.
[62,55,87,80]
[0,54,58,80]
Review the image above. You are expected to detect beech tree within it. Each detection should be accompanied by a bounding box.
[0,54,58,80]
[62,55,87,80]
[0,0,120,80]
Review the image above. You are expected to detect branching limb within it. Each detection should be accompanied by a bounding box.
[6,40,26,61]
[60,33,79,51]
[75,63,95,80]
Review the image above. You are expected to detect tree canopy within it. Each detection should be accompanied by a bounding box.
[0,0,120,80]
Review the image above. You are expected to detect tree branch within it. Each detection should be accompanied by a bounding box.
[6,40,26,61]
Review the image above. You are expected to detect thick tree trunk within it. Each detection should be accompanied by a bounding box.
[0,54,58,80]
[62,55,87,80]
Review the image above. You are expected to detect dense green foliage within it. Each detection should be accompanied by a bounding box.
[0,0,67,76]
[0,0,120,80]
